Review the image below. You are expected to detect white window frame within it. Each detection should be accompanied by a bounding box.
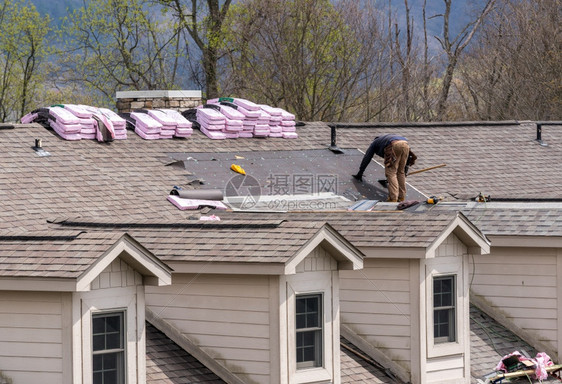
[295,293,323,370]
[284,271,336,384]
[433,275,456,344]
[426,261,465,358]
[92,311,126,384]
[73,286,145,384]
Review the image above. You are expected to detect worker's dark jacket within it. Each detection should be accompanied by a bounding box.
[369,134,407,158]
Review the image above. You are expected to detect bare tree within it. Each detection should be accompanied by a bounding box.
[459,0,561,120]
[434,0,495,120]
[222,0,387,122]
[161,0,232,99]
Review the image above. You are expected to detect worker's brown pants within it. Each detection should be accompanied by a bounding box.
[385,140,409,202]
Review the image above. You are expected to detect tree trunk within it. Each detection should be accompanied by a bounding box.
[203,47,219,99]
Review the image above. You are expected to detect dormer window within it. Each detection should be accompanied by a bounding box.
[93,312,125,384]
[296,294,323,369]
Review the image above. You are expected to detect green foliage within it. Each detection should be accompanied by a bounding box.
[0,0,50,122]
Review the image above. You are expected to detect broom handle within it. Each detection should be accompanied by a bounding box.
[408,163,446,176]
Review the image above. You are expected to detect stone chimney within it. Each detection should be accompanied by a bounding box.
[116,90,202,113]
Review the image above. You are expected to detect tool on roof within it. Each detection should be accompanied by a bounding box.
[230,164,246,175]
[426,196,441,204]
[378,163,446,187]
[476,192,491,202]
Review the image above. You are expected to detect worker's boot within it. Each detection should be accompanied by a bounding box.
[352,173,363,181]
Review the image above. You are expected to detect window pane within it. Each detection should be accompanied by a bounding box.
[92,312,124,384]
[106,316,121,333]
[306,313,318,328]
[104,370,117,384]
[296,313,305,329]
[106,333,121,350]
[433,276,456,343]
[305,297,318,313]
[296,294,322,369]
[93,355,103,371]
[93,334,105,351]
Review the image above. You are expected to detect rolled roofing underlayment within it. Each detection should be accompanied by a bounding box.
[170,189,224,201]
[21,98,297,141]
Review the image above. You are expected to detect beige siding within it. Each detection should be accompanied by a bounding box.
[90,258,143,290]
[146,274,272,384]
[0,291,66,383]
[295,246,338,273]
[425,355,465,382]
[470,247,558,348]
[340,258,413,366]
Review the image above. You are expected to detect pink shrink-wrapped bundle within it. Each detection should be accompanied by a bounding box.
[200,126,226,140]
[198,118,226,131]
[256,110,271,124]
[233,98,260,111]
[223,132,239,139]
[175,127,193,138]
[281,120,296,127]
[235,105,260,119]
[274,107,296,121]
[269,132,284,138]
[269,125,282,133]
[148,109,177,127]
[281,124,296,132]
[160,109,193,129]
[239,131,253,138]
[196,108,225,121]
[218,105,244,120]
[48,119,81,134]
[258,104,282,116]
[20,112,38,124]
[131,112,161,133]
[98,108,127,139]
[49,106,80,125]
[99,108,126,127]
[64,104,93,119]
[50,121,82,140]
[253,124,270,137]
[283,132,298,139]
[134,127,159,140]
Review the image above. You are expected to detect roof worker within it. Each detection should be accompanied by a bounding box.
[352,134,417,202]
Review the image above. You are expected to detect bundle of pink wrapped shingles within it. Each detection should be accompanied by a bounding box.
[21,104,128,141]
[131,109,193,140]
[21,98,296,141]
[21,105,193,141]
[200,98,298,140]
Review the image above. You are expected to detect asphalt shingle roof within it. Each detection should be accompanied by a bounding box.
[146,321,402,384]
[146,322,226,384]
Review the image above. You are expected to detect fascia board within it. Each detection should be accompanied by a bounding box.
[0,277,76,292]
[284,225,364,275]
[487,235,562,248]
[76,234,172,291]
[166,261,286,275]
[359,246,426,259]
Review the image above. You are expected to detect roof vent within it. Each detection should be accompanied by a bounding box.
[32,138,51,157]
[328,124,344,154]
[536,123,548,146]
